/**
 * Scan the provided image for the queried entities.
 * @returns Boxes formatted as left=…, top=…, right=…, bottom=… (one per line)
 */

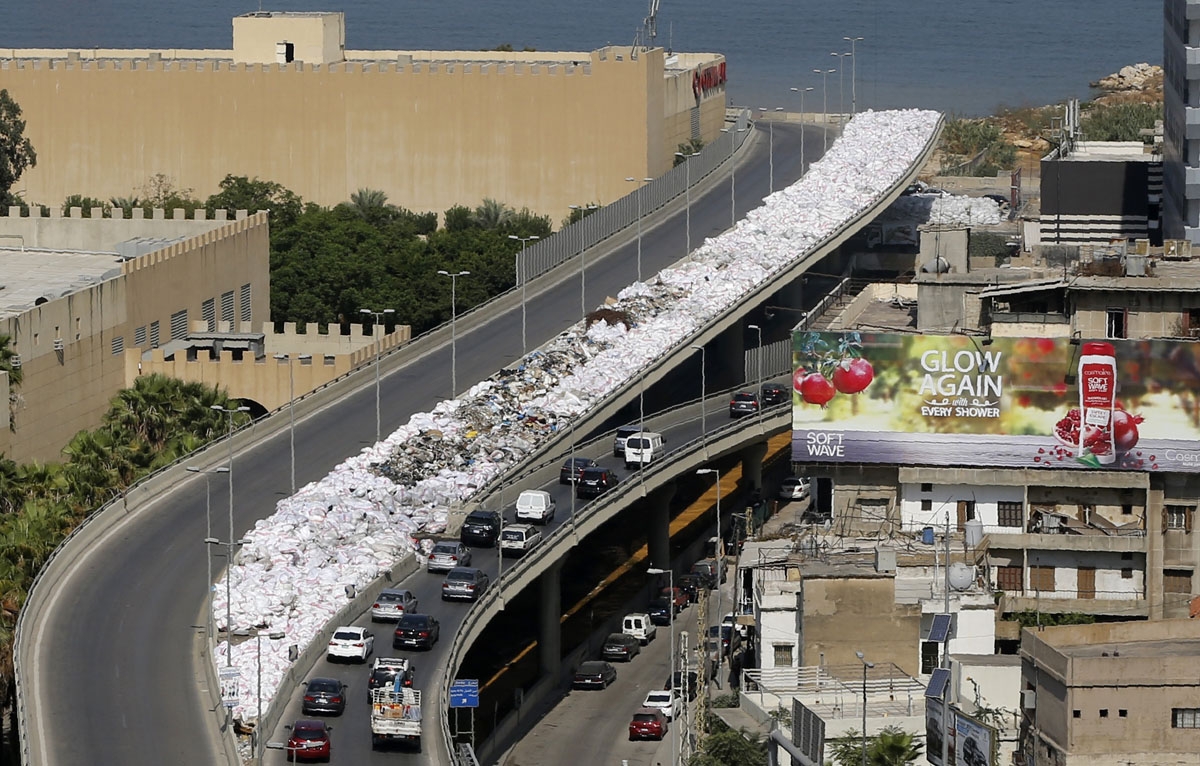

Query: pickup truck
left=370, top=681, right=422, bottom=750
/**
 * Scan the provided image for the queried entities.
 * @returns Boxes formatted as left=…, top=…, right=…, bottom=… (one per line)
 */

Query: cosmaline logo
left=805, top=431, right=846, bottom=457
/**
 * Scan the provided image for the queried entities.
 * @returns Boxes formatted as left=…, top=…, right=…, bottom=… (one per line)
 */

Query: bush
left=1081, top=101, right=1162, bottom=141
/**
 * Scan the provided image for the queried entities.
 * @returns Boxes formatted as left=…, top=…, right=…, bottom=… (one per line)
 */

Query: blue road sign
left=450, top=679, right=479, bottom=708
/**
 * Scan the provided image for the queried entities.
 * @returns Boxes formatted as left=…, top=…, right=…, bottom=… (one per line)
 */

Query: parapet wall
left=264, top=322, right=412, bottom=356
left=0, top=206, right=256, bottom=253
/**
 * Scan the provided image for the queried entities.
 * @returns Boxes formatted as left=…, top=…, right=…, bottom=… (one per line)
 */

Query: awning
left=977, top=279, right=1066, bottom=299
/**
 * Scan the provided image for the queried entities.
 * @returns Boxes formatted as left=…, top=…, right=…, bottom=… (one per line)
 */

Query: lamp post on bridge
left=273, top=352, right=311, bottom=495
left=844, top=36, right=864, bottom=115
left=568, top=204, right=599, bottom=321
left=435, top=271, right=470, bottom=398
left=815, top=68, right=836, bottom=152
left=674, top=150, right=699, bottom=258
left=790, top=86, right=815, bottom=176
left=358, top=307, right=395, bottom=443
left=507, top=234, right=539, bottom=356
left=187, top=464, right=229, bottom=645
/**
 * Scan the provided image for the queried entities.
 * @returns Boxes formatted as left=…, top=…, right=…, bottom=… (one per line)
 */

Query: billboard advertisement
left=926, top=698, right=996, bottom=766
left=792, top=331, right=1200, bottom=473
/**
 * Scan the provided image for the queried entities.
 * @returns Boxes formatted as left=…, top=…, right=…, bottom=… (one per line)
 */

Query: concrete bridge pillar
left=647, top=482, right=676, bottom=570
left=741, top=440, right=769, bottom=493
left=710, top=323, right=747, bottom=391
left=538, top=559, right=563, bottom=678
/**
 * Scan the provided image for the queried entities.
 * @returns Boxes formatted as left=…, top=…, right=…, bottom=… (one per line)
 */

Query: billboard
left=926, top=698, right=996, bottom=766
left=792, top=331, right=1200, bottom=473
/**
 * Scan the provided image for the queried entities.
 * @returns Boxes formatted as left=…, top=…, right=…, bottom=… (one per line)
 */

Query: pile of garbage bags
left=215, top=108, right=941, bottom=723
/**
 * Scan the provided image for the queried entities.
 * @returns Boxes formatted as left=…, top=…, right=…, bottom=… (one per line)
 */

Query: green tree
left=205, top=175, right=302, bottom=229
left=61, top=195, right=112, bottom=217
left=1081, top=101, right=1162, bottom=142
left=689, top=729, right=766, bottom=766
left=472, top=198, right=515, bottom=230
left=109, top=196, right=142, bottom=217
left=139, top=173, right=203, bottom=215
left=443, top=204, right=475, bottom=232
left=675, top=137, right=704, bottom=165
left=0, top=90, right=37, bottom=208
left=350, top=188, right=390, bottom=216
left=829, top=727, right=923, bottom=766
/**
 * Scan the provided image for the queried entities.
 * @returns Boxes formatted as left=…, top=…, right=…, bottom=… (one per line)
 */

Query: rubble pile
left=215, top=108, right=942, bottom=723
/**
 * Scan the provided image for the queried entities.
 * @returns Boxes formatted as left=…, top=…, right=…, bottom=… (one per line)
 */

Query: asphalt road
left=28, top=119, right=822, bottom=766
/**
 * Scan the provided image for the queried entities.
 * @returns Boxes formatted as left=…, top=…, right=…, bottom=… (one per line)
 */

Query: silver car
left=370, top=588, right=417, bottom=622
left=427, top=541, right=472, bottom=573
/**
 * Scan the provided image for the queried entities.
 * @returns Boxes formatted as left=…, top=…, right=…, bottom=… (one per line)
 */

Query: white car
left=778, top=477, right=811, bottom=501
left=327, top=626, right=375, bottom=662
left=642, top=689, right=682, bottom=720
left=427, top=541, right=472, bottom=573
left=499, top=523, right=542, bottom=557
left=514, top=489, right=556, bottom=525
left=722, top=612, right=750, bottom=638
left=370, top=588, right=418, bottom=622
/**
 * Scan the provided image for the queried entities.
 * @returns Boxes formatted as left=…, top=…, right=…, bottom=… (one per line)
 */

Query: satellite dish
left=920, top=256, right=950, bottom=274
left=948, top=562, right=974, bottom=591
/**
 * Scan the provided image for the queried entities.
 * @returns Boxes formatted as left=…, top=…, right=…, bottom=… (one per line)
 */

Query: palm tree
left=350, top=188, right=389, bottom=217
left=872, top=727, right=923, bottom=765
left=472, top=198, right=514, bottom=230
left=0, top=457, right=21, bottom=514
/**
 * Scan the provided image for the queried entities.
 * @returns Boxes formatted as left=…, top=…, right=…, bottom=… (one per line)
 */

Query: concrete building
left=1162, top=0, right=1200, bottom=243
left=0, top=11, right=727, bottom=220
left=1041, top=141, right=1162, bottom=247
left=1020, top=619, right=1200, bottom=766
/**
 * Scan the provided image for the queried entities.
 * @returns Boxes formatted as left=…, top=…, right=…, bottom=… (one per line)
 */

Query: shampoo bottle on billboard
left=1078, top=341, right=1117, bottom=464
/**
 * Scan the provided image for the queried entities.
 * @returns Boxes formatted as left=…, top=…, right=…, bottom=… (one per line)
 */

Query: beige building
left=1020, top=619, right=1200, bottom=766
left=0, top=11, right=727, bottom=220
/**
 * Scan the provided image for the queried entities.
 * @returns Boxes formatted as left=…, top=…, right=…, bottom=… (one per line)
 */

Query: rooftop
left=0, top=247, right=128, bottom=319
left=1065, top=638, right=1200, bottom=659
left=1060, top=140, right=1157, bottom=163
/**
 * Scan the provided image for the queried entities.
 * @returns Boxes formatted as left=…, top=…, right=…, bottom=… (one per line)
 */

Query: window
left=921, top=483, right=933, bottom=492
left=134, top=325, right=146, bottom=346
left=1122, top=568, right=1133, bottom=579
left=1119, top=709, right=1127, bottom=718
left=1121, top=552, right=1133, bottom=560
left=1122, top=503, right=1134, bottom=516
left=1164, top=569, right=1193, bottom=594
left=1100, top=709, right=1109, bottom=718
left=998, top=501, right=1024, bottom=528
left=1073, top=710, right=1081, bottom=719
left=240, top=283, right=252, bottom=323
left=997, top=566, right=1023, bottom=593
left=1030, top=565, right=1055, bottom=592
left=150, top=321, right=160, bottom=348
left=1173, top=708, right=1200, bottom=728
left=1106, top=309, right=1127, bottom=339
left=920, top=640, right=940, bottom=674
left=201, top=298, right=216, bottom=332
left=1166, top=505, right=1194, bottom=531
left=773, top=644, right=793, bottom=667
left=111, top=336, right=124, bottom=356
left=221, top=290, right=235, bottom=324
left=921, top=499, right=932, bottom=512
left=169, top=309, right=188, bottom=341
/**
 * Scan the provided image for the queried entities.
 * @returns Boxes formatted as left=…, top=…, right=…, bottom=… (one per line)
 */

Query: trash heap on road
left=215, top=108, right=942, bottom=724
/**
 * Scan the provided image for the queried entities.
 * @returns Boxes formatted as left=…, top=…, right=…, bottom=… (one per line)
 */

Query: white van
left=622, top=613, right=657, bottom=645
left=623, top=431, right=664, bottom=469
left=514, top=489, right=556, bottom=524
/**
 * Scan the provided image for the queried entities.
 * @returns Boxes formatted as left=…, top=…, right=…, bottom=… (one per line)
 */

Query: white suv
left=499, top=523, right=542, bottom=557
left=515, top=489, right=556, bottom=525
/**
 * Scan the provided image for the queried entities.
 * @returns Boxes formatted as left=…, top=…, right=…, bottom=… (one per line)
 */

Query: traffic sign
left=219, top=666, right=241, bottom=709
left=449, top=679, right=479, bottom=708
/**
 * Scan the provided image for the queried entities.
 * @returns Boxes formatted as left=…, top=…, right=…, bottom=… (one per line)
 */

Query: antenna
left=642, top=0, right=661, bottom=49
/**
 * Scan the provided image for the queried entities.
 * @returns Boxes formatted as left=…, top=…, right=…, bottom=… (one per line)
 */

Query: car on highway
left=602, top=632, right=641, bottom=662
left=499, top=523, right=542, bottom=557
left=393, top=613, right=440, bottom=650
left=576, top=466, right=620, bottom=498
left=559, top=456, right=598, bottom=484
left=612, top=424, right=642, bottom=457
left=778, top=476, right=811, bottom=501
left=572, top=660, right=617, bottom=690
left=441, top=567, right=490, bottom=602
left=326, top=626, right=374, bottom=663
left=642, top=689, right=682, bottom=720
left=286, top=719, right=332, bottom=762
left=460, top=509, right=502, bottom=547
left=301, top=677, right=347, bottom=716
left=665, top=670, right=699, bottom=701
left=646, top=598, right=673, bottom=626
left=515, top=489, right=556, bottom=524
left=426, top=541, right=472, bottom=573
left=628, top=708, right=668, bottom=741
left=370, top=588, right=418, bottom=622
left=728, top=391, right=760, bottom=418
left=760, top=381, right=790, bottom=406
left=367, top=658, right=414, bottom=701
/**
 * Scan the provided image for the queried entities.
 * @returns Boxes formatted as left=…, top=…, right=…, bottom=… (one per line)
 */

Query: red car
left=660, top=586, right=689, bottom=612
left=286, top=719, right=331, bottom=762
left=629, top=707, right=668, bottom=741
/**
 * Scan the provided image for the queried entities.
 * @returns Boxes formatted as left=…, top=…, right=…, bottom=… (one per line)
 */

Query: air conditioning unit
left=1022, top=689, right=1036, bottom=709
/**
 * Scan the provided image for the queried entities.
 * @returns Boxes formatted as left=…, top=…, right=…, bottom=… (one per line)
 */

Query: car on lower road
left=628, top=708, right=668, bottom=741
left=286, top=719, right=331, bottom=762
left=499, top=523, right=542, bottom=557
left=427, top=541, right=472, bottom=573
left=602, top=632, right=641, bottom=662
left=729, top=391, right=760, bottom=418
left=642, top=689, right=682, bottom=720
left=760, top=382, right=790, bottom=406
left=576, top=466, right=620, bottom=498
left=326, top=626, right=374, bottom=663
left=560, top=456, right=598, bottom=484
left=370, top=588, right=417, bottom=622
left=572, top=660, right=617, bottom=690
left=460, top=509, right=501, bottom=547
left=646, top=598, right=673, bottom=626
left=441, top=567, right=490, bottom=602
left=393, top=613, right=440, bottom=650
left=301, top=677, right=346, bottom=716
left=613, top=424, right=642, bottom=457
left=661, top=586, right=689, bottom=612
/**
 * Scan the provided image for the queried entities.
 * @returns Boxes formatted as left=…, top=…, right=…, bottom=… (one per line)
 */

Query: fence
left=744, top=338, right=793, bottom=385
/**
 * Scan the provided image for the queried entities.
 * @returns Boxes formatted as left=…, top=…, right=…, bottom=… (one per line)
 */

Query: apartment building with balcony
left=1163, top=0, right=1200, bottom=243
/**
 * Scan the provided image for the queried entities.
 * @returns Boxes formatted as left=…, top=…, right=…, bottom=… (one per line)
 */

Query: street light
left=211, top=403, right=250, bottom=665
left=358, top=307, right=395, bottom=443
left=232, top=627, right=286, bottom=766
left=273, top=353, right=311, bottom=495
left=647, top=565, right=677, bottom=766
left=855, top=650, right=875, bottom=766
left=187, top=465, right=229, bottom=644
left=569, top=204, right=599, bottom=320
left=720, top=126, right=750, bottom=228
left=814, top=68, right=836, bottom=152
left=674, top=150, right=699, bottom=258
left=695, top=467, right=723, bottom=688
left=507, top=234, right=539, bottom=356
left=790, top=86, right=815, bottom=175
left=844, top=37, right=864, bottom=114
left=436, top=271, right=470, bottom=398
left=690, top=344, right=706, bottom=454
left=625, top=176, right=654, bottom=283
left=747, top=324, right=763, bottom=428
left=832, top=52, right=851, bottom=129
left=757, top=107, right=784, bottom=194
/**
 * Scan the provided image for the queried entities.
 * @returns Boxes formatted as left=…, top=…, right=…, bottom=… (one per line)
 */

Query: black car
left=728, top=391, right=760, bottom=418
left=646, top=597, right=673, bottom=626
left=441, top=566, right=490, bottom=601
left=559, top=456, right=598, bottom=485
left=707, top=624, right=740, bottom=657
left=676, top=575, right=704, bottom=603
left=367, top=660, right=414, bottom=701
left=760, top=382, right=789, bottom=406
left=577, top=467, right=620, bottom=499
left=393, top=613, right=440, bottom=650
left=460, top=509, right=501, bottom=547
left=301, top=677, right=346, bottom=716
left=601, top=632, right=641, bottom=662
left=665, top=670, right=699, bottom=701
left=573, top=660, right=618, bottom=690
left=612, top=424, right=642, bottom=457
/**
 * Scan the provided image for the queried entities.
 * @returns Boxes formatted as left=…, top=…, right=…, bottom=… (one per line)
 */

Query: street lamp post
left=187, top=465, right=229, bottom=645
left=625, top=177, right=653, bottom=282
left=757, top=107, right=784, bottom=194
left=720, top=126, right=749, bottom=228
left=358, top=308, right=395, bottom=443
left=855, top=651, right=875, bottom=766
left=844, top=37, right=864, bottom=114
left=507, top=235, right=539, bottom=356
left=568, top=204, right=599, bottom=320
left=436, top=271, right=470, bottom=398
left=273, top=353, right=311, bottom=495
left=815, top=68, right=836, bottom=152
left=647, top=566, right=677, bottom=766
left=832, top=52, right=851, bottom=128
left=674, top=151, right=698, bottom=258
left=690, top=344, right=706, bottom=453
left=790, top=86, right=814, bottom=174
left=233, top=627, right=286, bottom=766
left=211, top=403, right=250, bottom=665
left=747, top=324, right=763, bottom=428
left=695, top=467, right=723, bottom=689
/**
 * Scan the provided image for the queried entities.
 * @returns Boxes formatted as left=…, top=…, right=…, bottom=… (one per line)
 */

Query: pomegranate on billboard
left=790, top=331, right=1200, bottom=473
